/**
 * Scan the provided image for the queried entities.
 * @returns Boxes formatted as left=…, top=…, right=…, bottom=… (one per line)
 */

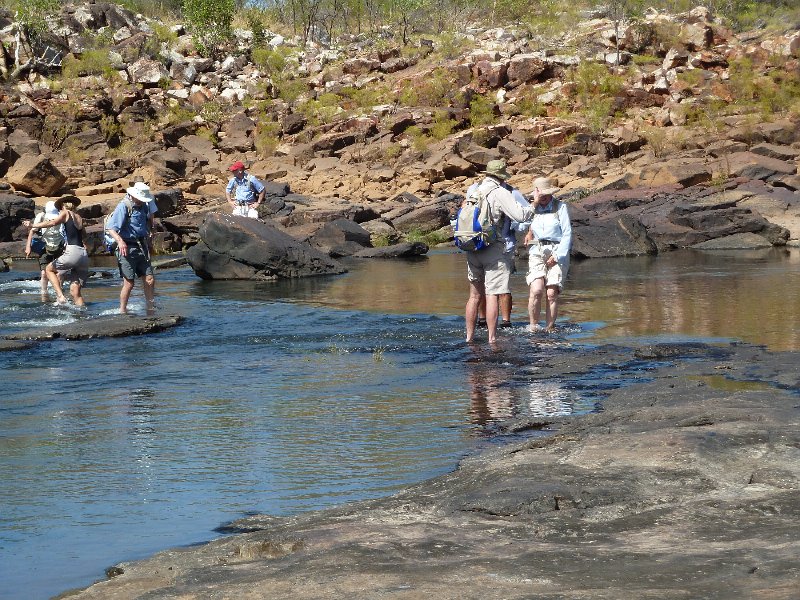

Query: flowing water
left=1, top=246, right=799, bottom=599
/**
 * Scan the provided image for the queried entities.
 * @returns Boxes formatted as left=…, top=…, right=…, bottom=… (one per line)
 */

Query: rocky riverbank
left=61, top=341, right=800, bottom=599
left=1, top=3, right=798, bottom=275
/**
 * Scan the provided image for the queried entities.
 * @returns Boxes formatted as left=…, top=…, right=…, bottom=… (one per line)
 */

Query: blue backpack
left=453, top=182, right=499, bottom=252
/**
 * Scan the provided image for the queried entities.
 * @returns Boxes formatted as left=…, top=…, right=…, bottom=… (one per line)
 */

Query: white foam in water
left=9, top=315, right=77, bottom=328
left=0, top=279, right=42, bottom=292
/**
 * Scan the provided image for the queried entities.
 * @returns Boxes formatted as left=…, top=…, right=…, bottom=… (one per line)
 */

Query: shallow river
left=1, top=246, right=798, bottom=599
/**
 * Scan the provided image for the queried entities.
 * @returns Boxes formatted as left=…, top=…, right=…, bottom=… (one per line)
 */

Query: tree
left=603, top=0, right=644, bottom=67
left=182, top=0, right=236, bottom=56
left=1, top=0, right=61, bottom=80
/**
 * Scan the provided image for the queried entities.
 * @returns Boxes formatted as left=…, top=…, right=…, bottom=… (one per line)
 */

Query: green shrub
left=182, top=0, right=234, bottom=57
left=199, top=100, right=227, bottom=127
left=166, top=103, right=197, bottom=124
left=252, top=46, right=286, bottom=76
left=372, top=234, right=392, bottom=247
left=631, top=54, right=661, bottom=66
left=640, top=126, right=668, bottom=158
left=254, top=120, right=281, bottom=157
left=61, top=49, right=118, bottom=79
left=433, top=31, right=470, bottom=60
left=582, top=97, right=614, bottom=134
left=404, top=226, right=450, bottom=246
left=99, top=115, right=122, bottom=143
left=516, top=95, right=546, bottom=118
left=297, top=94, right=341, bottom=126
left=383, top=143, right=402, bottom=161
left=277, top=79, right=308, bottom=104
left=469, top=94, right=496, bottom=128
left=409, top=68, right=460, bottom=108
left=571, top=61, right=624, bottom=100
left=405, top=125, right=430, bottom=154
left=429, top=113, right=457, bottom=141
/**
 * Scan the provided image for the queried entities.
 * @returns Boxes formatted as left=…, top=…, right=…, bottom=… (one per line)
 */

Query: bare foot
left=529, top=323, right=542, bottom=333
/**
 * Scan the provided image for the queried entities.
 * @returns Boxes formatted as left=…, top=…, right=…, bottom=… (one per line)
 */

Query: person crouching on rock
left=226, top=160, right=265, bottom=218
left=106, top=182, right=157, bottom=314
left=29, top=196, right=89, bottom=307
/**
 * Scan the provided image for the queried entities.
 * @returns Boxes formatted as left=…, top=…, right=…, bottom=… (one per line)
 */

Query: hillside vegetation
left=0, top=0, right=798, bottom=253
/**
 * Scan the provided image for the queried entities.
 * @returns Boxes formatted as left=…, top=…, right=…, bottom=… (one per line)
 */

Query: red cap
left=229, top=161, right=245, bottom=172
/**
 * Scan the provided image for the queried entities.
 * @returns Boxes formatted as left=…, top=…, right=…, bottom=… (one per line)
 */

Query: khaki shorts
left=54, top=245, right=89, bottom=286
left=467, top=243, right=513, bottom=295
left=526, top=243, right=569, bottom=290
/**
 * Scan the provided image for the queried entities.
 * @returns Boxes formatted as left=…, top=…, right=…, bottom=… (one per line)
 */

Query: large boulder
left=186, top=212, right=346, bottom=280
left=570, top=206, right=658, bottom=258
left=5, top=155, right=67, bottom=196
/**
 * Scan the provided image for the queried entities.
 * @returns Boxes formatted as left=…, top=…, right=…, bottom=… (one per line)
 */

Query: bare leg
left=465, top=281, right=484, bottom=342
left=477, top=295, right=486, bottom=323
left=545, top=286, right=560, bottom=331
left=45, top=264, right=66, bottom=303
left=120, top=278, right=135, bottom=314
left=486, top=294, right=500, bottom=344
left=499, top=293, right=512, bottom=323
left=527, top=278, right=545, bottom=331
left=40, top=269, right=47, bottom=296
left=143, top=274, right=156, bottom=313
left=69, top=282, right=85, bottom=307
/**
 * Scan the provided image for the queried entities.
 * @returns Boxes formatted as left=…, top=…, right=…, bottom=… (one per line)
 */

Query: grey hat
left=481, top=159, right=511, bottom=180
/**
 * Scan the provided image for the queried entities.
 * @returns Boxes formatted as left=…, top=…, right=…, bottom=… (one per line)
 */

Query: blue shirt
left=107, top=198, right=150, bottom=241
left=226, top=173, right=265, bottom=205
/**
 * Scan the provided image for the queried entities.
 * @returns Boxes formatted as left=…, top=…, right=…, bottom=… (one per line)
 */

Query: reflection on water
left=565, top=248, right=800, bottom=351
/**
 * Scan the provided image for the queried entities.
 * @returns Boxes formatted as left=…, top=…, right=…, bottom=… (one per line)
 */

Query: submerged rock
left=3, top=314, right=184, bottom=341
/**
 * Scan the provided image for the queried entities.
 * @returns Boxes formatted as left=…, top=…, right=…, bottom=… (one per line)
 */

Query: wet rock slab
left=5, top=314, right=184, bottom=342
left=61, top=343, right=800, bottom=599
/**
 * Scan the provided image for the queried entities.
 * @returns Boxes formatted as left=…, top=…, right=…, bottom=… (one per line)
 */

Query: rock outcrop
left=186, top=212, right=346, bottom=279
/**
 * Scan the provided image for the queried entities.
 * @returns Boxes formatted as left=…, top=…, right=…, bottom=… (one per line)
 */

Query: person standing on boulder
left=522, top=176, right=572, bottom=332
left=226, top=161, right=265, bottom=219
left=106, top=182, right=157, bottom=314
left=464, top=160, right=532, bottom=344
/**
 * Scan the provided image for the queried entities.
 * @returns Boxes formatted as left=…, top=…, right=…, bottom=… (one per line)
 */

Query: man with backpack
left=106, top=182, right=157, bottom=314
left=458, top=159, right=533, bottom=344
left=226, top=161, right=265, bottom=218
left=472, top=181, right=530, bottom=329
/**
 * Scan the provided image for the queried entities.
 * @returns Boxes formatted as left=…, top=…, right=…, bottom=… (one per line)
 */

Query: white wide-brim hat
left=127, top=181, right=155, bottom=203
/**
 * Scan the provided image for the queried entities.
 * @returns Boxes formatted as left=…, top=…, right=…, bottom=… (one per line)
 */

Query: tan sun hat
left=481, top=159, right=511, bottom=180
left=532, top=176, right=559, bottom=196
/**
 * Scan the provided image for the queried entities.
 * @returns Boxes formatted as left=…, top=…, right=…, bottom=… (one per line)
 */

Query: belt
left=538, top=239, right=559, bottom=245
